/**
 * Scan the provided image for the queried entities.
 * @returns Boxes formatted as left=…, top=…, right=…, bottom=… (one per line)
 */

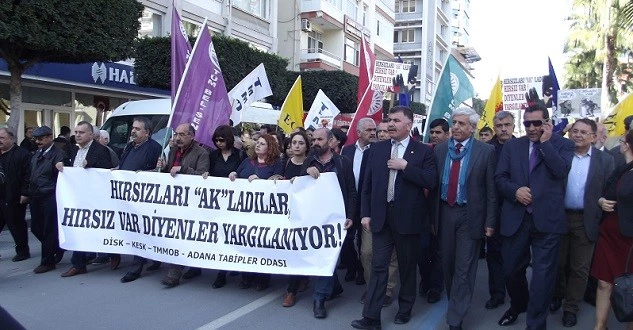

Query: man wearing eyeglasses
left=549, top=119, right=614, bottom=327
left=157, top=123, right=210, bottom=288
left=495, top=103, right=575, bottom=329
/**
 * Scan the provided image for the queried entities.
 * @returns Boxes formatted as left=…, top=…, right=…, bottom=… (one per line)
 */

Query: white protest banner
left=502, top=76, right=544, bottom=111
left=371, top=60, right=411, bottom=92
left=557, top=88, right=601, bottom=118
left=228, top=63, right=273, bottom=126
left=56, top=168, right=346, bottom=276
left=304, top=89, right=341, bottom=129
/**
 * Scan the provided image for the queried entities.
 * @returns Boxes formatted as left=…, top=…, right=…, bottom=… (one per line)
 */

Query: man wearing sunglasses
left=495, top=103, right=575, bottom=329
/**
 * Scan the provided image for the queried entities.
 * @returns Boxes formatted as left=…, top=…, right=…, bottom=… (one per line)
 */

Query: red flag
left=345, top=36, right=383, bottom=146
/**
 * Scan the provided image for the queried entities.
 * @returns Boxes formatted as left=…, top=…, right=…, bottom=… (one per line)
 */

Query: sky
left=469, top=0, right=572, bottom=96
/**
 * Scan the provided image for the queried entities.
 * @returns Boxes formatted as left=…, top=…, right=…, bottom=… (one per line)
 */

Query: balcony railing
left=301, top=48, right=342, bottom=69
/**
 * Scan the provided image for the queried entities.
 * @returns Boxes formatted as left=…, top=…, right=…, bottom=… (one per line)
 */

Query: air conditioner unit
left=301, top=18, right=312, bottom=32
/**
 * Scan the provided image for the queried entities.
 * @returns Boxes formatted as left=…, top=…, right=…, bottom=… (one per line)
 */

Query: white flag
left=228, top=63, right=273, bottom=126
left=304, top=90, right=341, bottom=130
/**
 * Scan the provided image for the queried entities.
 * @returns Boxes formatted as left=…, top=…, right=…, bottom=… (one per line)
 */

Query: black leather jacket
left=29, top=145, right=67, bottom=198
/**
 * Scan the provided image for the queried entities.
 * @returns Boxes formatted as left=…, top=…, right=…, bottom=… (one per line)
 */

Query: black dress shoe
left=212, top=274, right=227, bottom=289
left=182, top=267, right=201, bottom=279
left=121, top=272, right=141, bottom=283
left=345, top=269, right=356, bottom=282
left=549, top=297, right=562, bottom=313
left=313, top=300, right=327, bottom=319
left=498, top=309, right=519, bottom=326
left=356, top=273, right=366, bottom=285
left=393, top=312, right=411, bottom=324
left=562, top=311, right=577, bottom=327
left=485, top=297, right=505, bottom=309
left=427, top=291, right=441, bottom=303
left=12, top=253, right=30, bottom=262
left=351, top=317, right=382, bottom=330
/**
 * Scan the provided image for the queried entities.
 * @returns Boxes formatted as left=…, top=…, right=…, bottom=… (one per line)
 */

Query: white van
left=101, top=98, right=280, bottom=153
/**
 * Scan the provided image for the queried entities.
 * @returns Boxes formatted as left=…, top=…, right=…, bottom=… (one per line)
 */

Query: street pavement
left=0, top=220, right=622, bottom=330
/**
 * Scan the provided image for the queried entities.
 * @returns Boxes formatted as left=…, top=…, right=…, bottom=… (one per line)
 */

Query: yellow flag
left=605, top=93, right=633, bottom=137
left=278, top=75, right=304, bottom=134
left=478, top=76, right=503, bottom=131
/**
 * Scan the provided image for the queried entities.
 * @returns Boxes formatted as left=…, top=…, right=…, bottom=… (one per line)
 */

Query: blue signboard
left=0, top=60, right=169, bottom=96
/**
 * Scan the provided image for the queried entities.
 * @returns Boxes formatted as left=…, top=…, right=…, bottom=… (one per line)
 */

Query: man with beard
left=0, top=128, right=31, bottom=262
left=304, top=128, right=355, bottom=319
left=159, top=123, right=210, bottom=288
left=29, top=126, right=68, bottom=273
left=117, top=117, right=163, bottom=283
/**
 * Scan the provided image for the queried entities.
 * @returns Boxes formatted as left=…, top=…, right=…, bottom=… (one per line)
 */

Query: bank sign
left=0, top=60, right=168, bottom=96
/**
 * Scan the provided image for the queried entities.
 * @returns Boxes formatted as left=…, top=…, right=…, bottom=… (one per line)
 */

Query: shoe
left=91, top=256, right=109, bottom=265
left=110, top=255, right=121, bottom=270
left=55, top=250, right=65, bottom=264
left=255, top=283, right=269, bottom=291
left=327, top=285, right=343, bottom=301
left=562, top=311, right=577, bottom=327
left=313, top=300, right=327, bottom=319
left=146, top=261, right=161, bottom=271
left=61, top=267, right=87, bottom=277
left=394, top=312, right=411, bottom=324
left=360, top=292, right=366, bottom=304
left=212, top=274, right=227, bottom=289
left=427, top=291, right=441, bottom=303
left=485, top=297, right=505, bottom=309
left=161, top=276, right=180, bottom=288
left=12, top=253, right=30, bottom=262
left=239, top=279, right=253, bottom=289
left=549, top=297, right=562, bottom=313
left=183, top=267, right=201, bottom=279
left=382, top=295, right=393, bottom=307
left=351, top=317, right=382, bottom=330
left=282, top=293, right=296, bottom=307
left=345, top=269, right=356, bottom=282
left=498, top=309, right=519, bottom=326
left=121, top=272, right=140, bottom=283
left=33, top=264, right=55, bottom=274
left=356, top=273, right=366, bottom=285
left=297, top=278, right=310, bottom=292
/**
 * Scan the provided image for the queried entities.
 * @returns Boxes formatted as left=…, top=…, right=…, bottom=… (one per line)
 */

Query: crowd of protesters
left=1, top=105, right=633, bottom=330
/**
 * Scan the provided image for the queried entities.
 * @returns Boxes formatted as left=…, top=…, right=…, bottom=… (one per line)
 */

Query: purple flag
left=170, top=27, right=231, bottom=148
left=171, top=4, right=192, bottom=100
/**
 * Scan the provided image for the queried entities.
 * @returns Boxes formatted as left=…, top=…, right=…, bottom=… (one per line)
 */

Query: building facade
left=277, top=0, right=395, bottom=76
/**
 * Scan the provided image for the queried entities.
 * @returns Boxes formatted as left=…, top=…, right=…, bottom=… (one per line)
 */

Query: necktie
left=446, top=143, right=462, bottom=206
left=527, top=143, right=539, bottom=213
left=387, top=141, right=399, bottom=202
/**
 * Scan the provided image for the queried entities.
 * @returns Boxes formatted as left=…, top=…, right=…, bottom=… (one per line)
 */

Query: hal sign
left=91, top=62, right=136, bottom=85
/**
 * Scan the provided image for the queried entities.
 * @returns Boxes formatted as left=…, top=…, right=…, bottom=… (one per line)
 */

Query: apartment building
left=277, top=0, right=395, bottom=76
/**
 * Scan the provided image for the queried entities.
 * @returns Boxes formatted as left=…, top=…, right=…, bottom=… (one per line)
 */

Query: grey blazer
left=432, top=138, right=497, bottom=239
left=566, top=147, right=614, bottom=241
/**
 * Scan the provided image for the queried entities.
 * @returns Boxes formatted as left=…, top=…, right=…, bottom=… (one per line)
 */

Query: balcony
left=301, top=0, right=344, bottom=29
left=300, top=48, right=342, bottom=70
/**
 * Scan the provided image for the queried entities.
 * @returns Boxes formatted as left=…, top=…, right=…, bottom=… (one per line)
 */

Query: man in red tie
left=432, top=107, right=497, bottom=330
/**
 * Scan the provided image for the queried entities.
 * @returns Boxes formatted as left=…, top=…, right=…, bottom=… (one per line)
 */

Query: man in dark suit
left=550, top=119, right=614, bottom=327
left=433, top=107, right=497, bottom=330
left=340, top=117, right=376, bottom=285
left=495, top=103, right=575, bottom=329
left=56, top=121, right=113, bottom=277
left=352, top=106, right=437, bottom=329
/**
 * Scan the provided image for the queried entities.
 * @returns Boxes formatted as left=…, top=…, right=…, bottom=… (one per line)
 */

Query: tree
left=0, top=0, right=143, bottom=134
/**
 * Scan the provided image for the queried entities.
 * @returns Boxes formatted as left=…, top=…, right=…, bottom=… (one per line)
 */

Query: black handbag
left=611, top=244, right=633, bottom=322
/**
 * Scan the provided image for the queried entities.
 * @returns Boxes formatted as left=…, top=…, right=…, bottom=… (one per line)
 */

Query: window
left=377, top=20, right=380, bottom=36
left=138, top=8, right=162, bottom=38
left=233, top=0, right=268, bottom=19
left=346, top=0, right=357, bottom=20
left=344, top=38, right=359, bottom=66
left=182, top=20, right=201, bottom=38
left=395, top=1, right=400, bottom=13
left=307, top=31, right=323, bottom=52
left=363, top=4, right=368, bottom=26
left=401, top=29, right=415, bottom=43
left=402, top=0, right=415, bottom=13
left=394, top=31, right=399, bottom=43
left=324, top=0, right=342, bottom=10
